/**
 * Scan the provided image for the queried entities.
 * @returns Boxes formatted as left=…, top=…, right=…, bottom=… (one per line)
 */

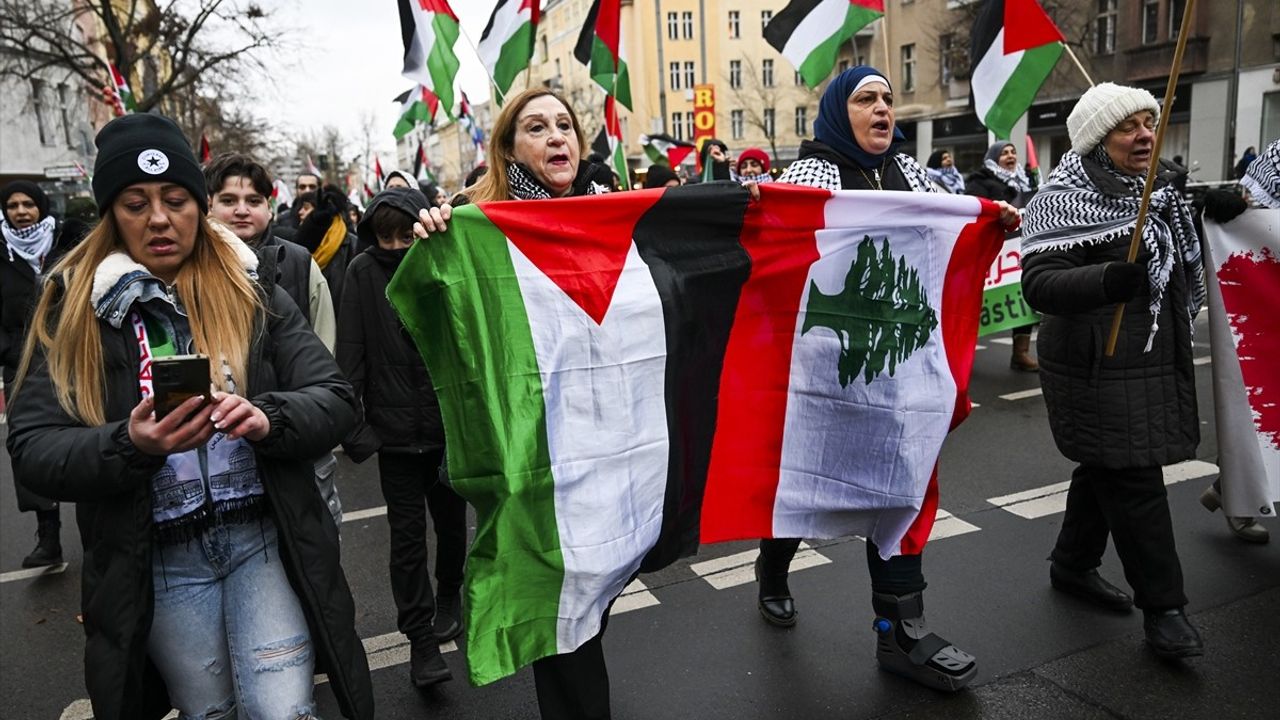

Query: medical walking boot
left=872, top=591, right=976, bottom=692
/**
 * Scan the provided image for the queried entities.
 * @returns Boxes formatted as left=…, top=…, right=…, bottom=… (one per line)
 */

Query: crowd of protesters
left=3, top=65, right=1279, bottom=719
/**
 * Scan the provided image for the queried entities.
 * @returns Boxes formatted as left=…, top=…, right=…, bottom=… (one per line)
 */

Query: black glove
left=1201, top=188, right=1248, bottom=224
left=1103, top=261, right=1147, bottom=303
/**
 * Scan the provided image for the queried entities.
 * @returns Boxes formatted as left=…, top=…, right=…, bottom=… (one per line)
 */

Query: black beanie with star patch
left=92, top=113, right=208, bottom=216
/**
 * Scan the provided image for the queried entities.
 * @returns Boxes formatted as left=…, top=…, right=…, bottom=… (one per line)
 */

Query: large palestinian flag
left=970, top=0, right=1064, bottom=139
left=387, top=184, right=1003, bottom=685
left=765, top=1, right=885, bottom=89
left=574, top=0, right=632, bottom=110
left=478, top=0, right=540, bottom=104
left=1202, top=209, right=1280, bottom=518
left=399, top=0, right=460, bottom=120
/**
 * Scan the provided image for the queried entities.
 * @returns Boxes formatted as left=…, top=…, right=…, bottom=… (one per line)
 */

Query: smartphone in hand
left=151, top=354, right=212, bottom=420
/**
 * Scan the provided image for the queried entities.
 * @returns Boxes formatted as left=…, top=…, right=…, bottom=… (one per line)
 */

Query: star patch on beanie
left=1066, top=83, right=1159, bottom=155
left=92, top=113, right=207, bottom=216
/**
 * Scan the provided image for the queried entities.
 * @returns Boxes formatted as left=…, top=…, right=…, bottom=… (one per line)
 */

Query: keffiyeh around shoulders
left=1023, top=147, right=1205, bottom=350
left=1240, top=138, right=1280, bottom=209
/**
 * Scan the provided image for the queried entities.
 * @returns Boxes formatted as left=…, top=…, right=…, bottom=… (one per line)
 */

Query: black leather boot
left=433, top=593, right=463, bottom=643
left=21, top=509, right=62, bottom=569
left=409, top=636, right=453, bottom=687
left=754, top=553, right=796, bottom=627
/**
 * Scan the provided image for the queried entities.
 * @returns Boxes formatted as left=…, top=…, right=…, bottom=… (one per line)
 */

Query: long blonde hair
left=463, top=88, right=588, bottom=203
left=12, top=214, right=262, bottom=426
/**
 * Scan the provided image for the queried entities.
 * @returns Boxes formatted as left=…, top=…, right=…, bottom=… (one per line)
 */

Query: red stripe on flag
left=700, top=184, right=831, bottom=541
left=898, top=198, right=1002, bottom=555
left=595, top=0, right=621, bottom=60
left=417, top=0, right=458, bottom=21
left=1003, top=0, right=1064, bottom=54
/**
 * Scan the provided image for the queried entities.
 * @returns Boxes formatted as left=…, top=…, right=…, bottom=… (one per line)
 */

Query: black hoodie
left=337, top=187, right=442, bottom=460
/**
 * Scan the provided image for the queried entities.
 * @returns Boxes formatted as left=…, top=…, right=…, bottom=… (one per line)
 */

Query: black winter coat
left=337, top=246, right=443, bottom=462
left=1, top=219, right=80, bottom=383
left=5, top=276, right=374, bottom=719
left=256, top=227, right=315, bottom=325
left=1022, top=216, right=1199, bottom=470
left=965, top=167, right=1038, bottom=209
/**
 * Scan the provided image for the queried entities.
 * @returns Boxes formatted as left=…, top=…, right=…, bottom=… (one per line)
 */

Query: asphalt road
left=3, top=316, right=1278, bottom=720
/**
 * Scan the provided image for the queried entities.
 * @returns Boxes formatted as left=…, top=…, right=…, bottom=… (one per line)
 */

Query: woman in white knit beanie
left=1019, top=82, right=1207, bottom=660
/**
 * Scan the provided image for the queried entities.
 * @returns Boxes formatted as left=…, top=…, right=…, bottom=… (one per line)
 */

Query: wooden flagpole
left=880, top=6, right=891, bottom=82
left=1104, top=0, right=1197, bottom=356
left=1063, top=44, right=1095, bottom=87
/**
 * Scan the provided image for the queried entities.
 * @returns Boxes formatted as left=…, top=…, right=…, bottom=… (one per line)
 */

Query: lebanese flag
left=1202, top=209, right=1280, bottom=517
left=108, top=62, right=137, bottom=113
left=641, top=133, right=696, bottom=167
left=574, top=0, right=632, bottom=110
left=478, top=0, right=540, bottom=103
left=387, top=183, right=1003, bottom=684
left=393, top=85, right=441, bottom=139
left=970, top=0, right=1064, bottom=139
left=765, top=1, right=885, bottom=88
left=399, top=0, right=460, bottom=121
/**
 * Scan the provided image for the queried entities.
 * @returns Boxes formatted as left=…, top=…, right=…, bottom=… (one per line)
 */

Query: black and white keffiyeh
left=2, top=215, right=56, bottom=274
left=506, top=162, right=609, bottom=200
left=779, top=153, right=935, bottom=194
left=1023, top=147, right=1206, bottom=350
left=984, top=159, right=1034, bottom=193
left=927, top=166, right=966, bottom=194
left=1240, top=138, right=1280, bottom=209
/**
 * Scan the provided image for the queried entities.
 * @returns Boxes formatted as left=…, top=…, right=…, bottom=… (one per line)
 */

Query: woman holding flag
left=754, top=65, right=1019, bottom=693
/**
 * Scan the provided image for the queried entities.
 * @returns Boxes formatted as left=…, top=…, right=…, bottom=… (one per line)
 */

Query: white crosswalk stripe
left=0, top=563, right=68, bottom=585
left=999, top=387, right=1043, bottom=401
left=987, top=460, right=1219, bottom=519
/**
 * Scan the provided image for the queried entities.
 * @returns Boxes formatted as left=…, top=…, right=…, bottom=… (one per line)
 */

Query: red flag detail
left=417, top=0, right=458, bottom=21
left=1217, top=247, right=1280, bottom=446
left=1003, top=0, right=1065, bottom=54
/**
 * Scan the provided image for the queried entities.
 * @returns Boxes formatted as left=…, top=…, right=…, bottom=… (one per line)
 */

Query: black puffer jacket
left=338, top=187, right=442, bottom=462
left=1022, top=204, right=1199, bottom=470
left=5, top=253, right=373, bottom=719
left=1, top=219, right=81, bottom=383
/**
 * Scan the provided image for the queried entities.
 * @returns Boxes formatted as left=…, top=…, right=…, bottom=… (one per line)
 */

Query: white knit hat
left=1066, top=83, right=1160, bottom=154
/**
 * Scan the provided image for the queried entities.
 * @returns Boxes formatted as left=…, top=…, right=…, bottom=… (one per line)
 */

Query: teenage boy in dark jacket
left=336, top=186, right=468, bottom=688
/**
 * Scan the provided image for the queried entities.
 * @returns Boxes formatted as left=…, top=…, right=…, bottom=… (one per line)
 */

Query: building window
left=58, top=83, right=73, bottom=145
left=670, top=62, right=681, bottom=90
left=685, top=112, right=695, bottom=140
left=940, top=34, right=955, bottom=85
left=729, top=60, right=742, bottom=89
left=762, top=59, right=774, bottom=88
left=682, top=11, right=694, bottom=40
left=731, top=109, right=744, bottom=140
left=795, top=70, right=804, bottom=86
left=728, top=10, right=740, bottom=39
left=1169, top=0, right=1186, bottom=39
left=31, top=79, right=51, bottom=145
left=794, top=106, right=808, bottom=136
left=761, top=10, right=773, bottom=34
left=684, top=61, right=696, bottom=89
left=540, top=36, right=548, bottom=62
left=667, top=12, right=679, bottom=40
left=1142, top=0, right=1160, bottom=45
left=839, top=59, right=851, bottom=73
left=901, top=44, right=916, bottom=92
left=763, top=108, right=776, bottom=139
left=672, top=112, right=685, bottom=140
left=1094, top=0, right=1117, bottom=55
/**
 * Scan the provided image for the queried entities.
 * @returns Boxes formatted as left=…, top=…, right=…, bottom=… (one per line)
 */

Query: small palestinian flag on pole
left=394, top=85, right=442, bottom=140
left=478, top=0, right=540, bottom=105
left=306, top=155, right=322, bottom=178
left=107, top=62, right=137, bottom=114
left=364, top=182, right=377, bottom=202
left=374, top=156, right=386, bottom=189
left=387, top=184, right=1004, bottom=685
left=765, top=1, right=885, bottom=89
left=399, top=0, right=460, bottom=121
left=970, top=0, right=1064, bottom=139
left=640, top=133, right=696, bottom=167
left=271, top=178, right=293, bottom=211
left=603, top=95, right=629, bottom=189
left=574, top=0, right=632, bottom=110
left=414, top=141, right=437, bottom=183
left=199, top=134, right=211, bottom=164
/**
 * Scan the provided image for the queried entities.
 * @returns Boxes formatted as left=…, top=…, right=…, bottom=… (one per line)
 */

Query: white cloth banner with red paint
left=1202, top=208, right=1280, bottom=518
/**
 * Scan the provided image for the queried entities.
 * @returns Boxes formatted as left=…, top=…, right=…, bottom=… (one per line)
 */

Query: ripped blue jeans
left=149, top=518, right=318, bottom=719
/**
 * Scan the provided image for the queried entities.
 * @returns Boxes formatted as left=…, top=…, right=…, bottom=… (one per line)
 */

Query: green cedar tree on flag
left=765, top=1, right=885, bottom=88
left=386, top=183, right=1004, bottom=684
left=574, top=0, right=632, bottom=110
left=394, top=85, right=442, bottom=140
left=478, top=0, right=540, bottom=104
left=108, top=62, right=136, bottom=113
left=969, top=0, right=1064, bottom=139
left=399, top=0, right=460, bottom=122
left=640, top=133, right=696, bottom=167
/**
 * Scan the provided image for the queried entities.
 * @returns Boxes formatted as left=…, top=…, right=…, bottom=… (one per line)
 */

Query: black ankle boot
left=433, top=593, right=463, bottom=643
left=409, top=636, right=452, bottom=687
left=872, top=591, right=977, bottom=692
left=754, top=555, right=796, bottom=627
left=22, top=510, right=62, bottom=569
